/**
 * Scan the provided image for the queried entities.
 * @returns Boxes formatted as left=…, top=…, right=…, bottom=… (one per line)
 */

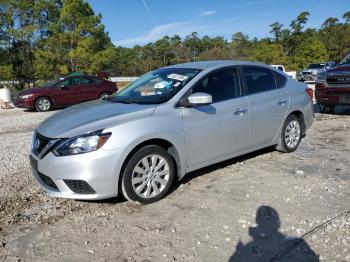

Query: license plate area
left=29, top=155, right=38, bottom=171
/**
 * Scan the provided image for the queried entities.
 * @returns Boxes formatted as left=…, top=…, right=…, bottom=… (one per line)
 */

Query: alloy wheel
left=37, top=98, right=51, bottom=111
left=284, top=120, right=301, bottom=149
left=131, top=154, right=170, bottom=199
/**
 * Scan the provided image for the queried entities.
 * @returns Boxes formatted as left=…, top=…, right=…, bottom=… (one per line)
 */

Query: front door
left=181, top=68, right=250, bottom=168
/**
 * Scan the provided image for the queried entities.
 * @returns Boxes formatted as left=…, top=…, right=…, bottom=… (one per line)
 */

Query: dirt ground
left=0, top=107, right=349, bottom=262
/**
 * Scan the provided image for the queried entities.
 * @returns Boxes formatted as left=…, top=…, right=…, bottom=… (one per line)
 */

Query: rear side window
left=80, top=77, right=98, bottom=85
left=243, top=67, right=276, bottom=95
left=192, top=68, right=240, bottom=103
left=274, top=71, right=287, bottom=88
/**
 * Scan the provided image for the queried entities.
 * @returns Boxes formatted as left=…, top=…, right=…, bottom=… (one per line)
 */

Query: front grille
left=33, top=132, right=51, bottom=156
left=326, top=75, right=350, bottom=86
left=302, top=72, right=311, bottom=75
left=38, top=172, right=59, bottom=191
left=64, top=180, right=96, bottom=194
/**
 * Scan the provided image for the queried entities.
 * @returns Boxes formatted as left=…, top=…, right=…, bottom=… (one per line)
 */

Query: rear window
left=243, top=67, right=276, bottom=95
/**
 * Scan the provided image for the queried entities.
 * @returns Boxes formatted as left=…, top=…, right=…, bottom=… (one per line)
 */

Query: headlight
left=316, top=73, right=327, bottom=83
left=312, top=70, right=318, bottom=75
left=53, top=131, right=111, bottom=156
left=21, top=94, right=34, bottom=99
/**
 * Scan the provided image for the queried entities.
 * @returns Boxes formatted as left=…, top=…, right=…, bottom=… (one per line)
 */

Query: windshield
left=339, top=53, right=350, bottom=65
left=108, top=68, right=201, bottom=104
left=306, top=63, right=325, bottom=69
left=40, top=79, right=61, bottom=88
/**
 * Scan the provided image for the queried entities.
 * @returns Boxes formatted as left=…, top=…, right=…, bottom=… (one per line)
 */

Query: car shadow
left=229, top=205, right=319, bottom=261
left=172, top=146, right=275, bottom=192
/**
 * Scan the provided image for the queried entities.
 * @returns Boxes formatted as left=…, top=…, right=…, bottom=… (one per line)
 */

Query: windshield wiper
left=108, top=98, right=140, bottom=104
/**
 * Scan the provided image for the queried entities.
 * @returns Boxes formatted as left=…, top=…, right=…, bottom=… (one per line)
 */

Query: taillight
left=305, top=88, right=313, bottom=100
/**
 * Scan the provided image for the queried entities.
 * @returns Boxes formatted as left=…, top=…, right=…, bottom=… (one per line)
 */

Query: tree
left=322, top=17, right=339, bottom=28
left=343, top=11, right=350, bottom=23
left=254, top=41, right=288, bottom=65
left=293, top=36, right=328, bottom=69
left=231, top=32, right=252, bottom=60
left=270, top=22, right=284, bottom=42
left=290, top=11, right=310, bottom=33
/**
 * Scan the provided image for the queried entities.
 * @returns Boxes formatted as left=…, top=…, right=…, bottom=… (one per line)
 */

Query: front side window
left=243, top=67, right=276, bottom=95
left=109, top=68, right=201, bottom=104
left=192, top=68, right=239, bottom=103
left=339, top=53, right=350, bottom=65
left=63, top=77, right=80, bottom=87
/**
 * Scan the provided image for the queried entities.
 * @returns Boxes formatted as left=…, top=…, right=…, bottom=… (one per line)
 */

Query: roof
left=164, top=60, right=266, bottom=70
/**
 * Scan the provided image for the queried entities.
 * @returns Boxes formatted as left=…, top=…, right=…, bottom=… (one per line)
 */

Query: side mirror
left=188, top=92, right=212, bottom=106
left=60, top=83, right=67, bottom=89
left=326, top=61, right=336, bottom=69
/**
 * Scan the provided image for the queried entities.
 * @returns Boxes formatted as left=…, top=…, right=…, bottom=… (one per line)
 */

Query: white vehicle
left=270, top=65, right=297, bottom=79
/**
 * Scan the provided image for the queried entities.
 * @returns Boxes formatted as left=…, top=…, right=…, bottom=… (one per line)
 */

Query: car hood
left=302, top=68, right=323, bottom=73
left=326, top=64, right=350, bottom=73
left=37, top=99, right=156, bottom=138
left=17, top=87, right=48, bottom=96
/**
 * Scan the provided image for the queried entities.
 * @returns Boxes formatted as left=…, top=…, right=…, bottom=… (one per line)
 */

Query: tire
left=35, top=97, right=52, bottom=112
left=99, top=92, right=110, bottom=99
left=276, top=114, right=302, bottom=153
left=121, top=145, right=175, bottom=204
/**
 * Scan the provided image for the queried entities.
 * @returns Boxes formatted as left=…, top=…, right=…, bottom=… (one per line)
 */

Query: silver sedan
left=30, top=61, right=314, bottom=204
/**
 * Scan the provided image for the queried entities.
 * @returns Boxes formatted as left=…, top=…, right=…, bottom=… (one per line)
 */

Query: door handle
left=234, top=108, right=248, bottom=116
left=278, top=99, right=288, bottom=106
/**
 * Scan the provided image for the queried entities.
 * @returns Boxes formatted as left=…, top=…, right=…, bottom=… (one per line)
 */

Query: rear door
left=241, top=66, right=289, bottom=147
left=79, top=76, right=100, bottom=101
left=181, top=67, right=250, bottom=167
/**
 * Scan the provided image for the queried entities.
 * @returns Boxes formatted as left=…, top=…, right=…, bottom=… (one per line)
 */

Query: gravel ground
left=0, top=107, right=349, bottom=262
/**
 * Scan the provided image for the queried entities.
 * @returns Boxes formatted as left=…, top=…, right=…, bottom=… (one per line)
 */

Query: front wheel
left=121, top=145, right=175, bottom=204
left=35, top=97, right=52, bottom=112
left=276, top=115, right=302, bottom=153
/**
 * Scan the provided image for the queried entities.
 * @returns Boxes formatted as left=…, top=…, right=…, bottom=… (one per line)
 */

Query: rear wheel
left=35, top=97, right=51, bottom=112
left=121, top=145, right=175, bottom=204
left=276, top=114, right=302, bottom=153
left=99, top=92, right=110, bottom=99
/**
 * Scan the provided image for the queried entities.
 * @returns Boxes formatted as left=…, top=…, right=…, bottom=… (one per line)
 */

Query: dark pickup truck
left=315, top=52, right=350, bottom=113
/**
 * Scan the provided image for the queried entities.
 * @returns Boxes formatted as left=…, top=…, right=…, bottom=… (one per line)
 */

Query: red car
left=14, top=75, right=117, bottom=112
left=315, top=52, right=350, bottom=113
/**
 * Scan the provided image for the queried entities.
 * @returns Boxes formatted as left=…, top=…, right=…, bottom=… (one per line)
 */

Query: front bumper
left=31, top=148, right=123, bottom=200
left=299, top=74, right=318, bottom=82
left=14, top=97, right=35, bottom=109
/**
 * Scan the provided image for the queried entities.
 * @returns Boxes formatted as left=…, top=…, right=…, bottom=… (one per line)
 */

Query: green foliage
left=254, top=41, right=288, bottom=65
left=293, top=37, right=329, bottom=70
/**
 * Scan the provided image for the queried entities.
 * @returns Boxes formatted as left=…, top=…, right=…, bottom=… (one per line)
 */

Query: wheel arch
left=118, top=138, right=183, bottom=190
left=287, top=110, right=306, bottom=137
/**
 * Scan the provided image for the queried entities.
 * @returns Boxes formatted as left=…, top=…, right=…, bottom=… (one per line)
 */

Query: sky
left=87, top=0, right=350, bottom=47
